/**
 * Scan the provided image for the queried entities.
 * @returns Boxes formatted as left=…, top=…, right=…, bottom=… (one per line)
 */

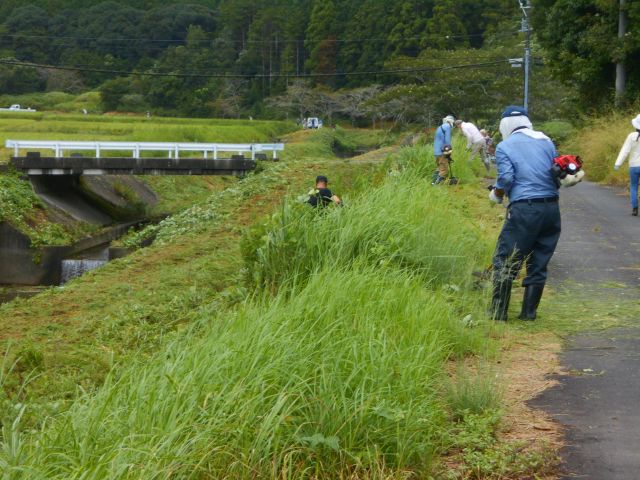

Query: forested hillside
left=0, top=0, right=638, bottom=121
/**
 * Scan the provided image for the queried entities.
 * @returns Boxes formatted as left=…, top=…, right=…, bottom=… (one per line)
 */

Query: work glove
left=614, top=165, right=621, bottom=171
left=559, top=170, right=585, bottom=187
left=488, top=187, right=504, bottom=204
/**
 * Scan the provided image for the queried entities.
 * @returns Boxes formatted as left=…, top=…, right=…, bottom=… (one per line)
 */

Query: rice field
left=0, top=112, right=295, bottom=162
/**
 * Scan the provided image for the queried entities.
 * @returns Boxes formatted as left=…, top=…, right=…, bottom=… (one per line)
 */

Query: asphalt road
left=530, top=181, right=640, bottom=480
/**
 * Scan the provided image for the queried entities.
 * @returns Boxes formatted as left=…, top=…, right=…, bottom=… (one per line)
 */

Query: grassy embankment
left=0, top=127, right=395, bottom=430
left=0, top=124, right=560, bottom=478
left=0, top=113, right=296, bottom=244
left=566, top=111, right=638, bottom=185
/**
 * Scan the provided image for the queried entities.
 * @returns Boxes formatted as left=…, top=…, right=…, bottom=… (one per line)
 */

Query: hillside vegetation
left=5, top=1, right=634, bottom=122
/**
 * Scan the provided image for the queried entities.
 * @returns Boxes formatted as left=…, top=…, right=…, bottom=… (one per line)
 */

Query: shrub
left=539, top=120, right=574, bottom=146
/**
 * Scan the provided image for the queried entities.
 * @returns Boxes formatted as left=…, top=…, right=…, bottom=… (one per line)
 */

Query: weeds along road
left=532, top=181, right=640, bottom=480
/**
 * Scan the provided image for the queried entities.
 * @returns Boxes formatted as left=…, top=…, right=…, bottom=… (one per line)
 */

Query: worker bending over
left=455, top=119, right=490, bottom=172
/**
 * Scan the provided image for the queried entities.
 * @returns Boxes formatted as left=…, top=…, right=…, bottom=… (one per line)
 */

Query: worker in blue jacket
left=488, top=106, right=560, bottom=321
left=433, top=115, right=455, bottom=184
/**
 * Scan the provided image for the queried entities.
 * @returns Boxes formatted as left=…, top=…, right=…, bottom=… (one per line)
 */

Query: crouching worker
left=307, top=175, right=342, bottom=207
left=489, top=106, right=561, bottom=321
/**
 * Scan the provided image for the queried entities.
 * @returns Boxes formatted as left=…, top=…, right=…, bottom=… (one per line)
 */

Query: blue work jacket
left=495, top=131, right=559, bottom=202
left=434, top=123, right=452, bottom=156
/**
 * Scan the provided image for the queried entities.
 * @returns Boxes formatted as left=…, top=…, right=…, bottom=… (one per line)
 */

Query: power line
left=0, top=58, right=512, bottom=79
left=12, top=51, right=518, bottom=73
left=0, top=30, right=521, bottom=45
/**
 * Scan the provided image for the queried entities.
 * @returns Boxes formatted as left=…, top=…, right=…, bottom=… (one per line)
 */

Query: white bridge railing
left=5, top=140, right=284, bottom=160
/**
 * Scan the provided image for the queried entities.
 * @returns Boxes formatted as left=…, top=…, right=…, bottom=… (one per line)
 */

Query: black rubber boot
left=518, top=284, right=545, bottom=321
left=633, top=207, right=638, bottom=217
left=490, top=279, right=512, bottom=321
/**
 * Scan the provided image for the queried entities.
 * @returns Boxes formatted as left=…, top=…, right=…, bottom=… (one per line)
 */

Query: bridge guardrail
left=5, top=140, right=284, bottom=160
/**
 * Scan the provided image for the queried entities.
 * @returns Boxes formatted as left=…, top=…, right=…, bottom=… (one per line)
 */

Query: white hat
left=632, top=114, right=640, bottom=130
left=443, top=115, right=455, bottom=126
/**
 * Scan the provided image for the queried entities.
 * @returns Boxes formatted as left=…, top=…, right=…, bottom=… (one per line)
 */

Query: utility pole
left=615, top=0, right=627, bottom=105
left=519, top=0, right=532, bottom=111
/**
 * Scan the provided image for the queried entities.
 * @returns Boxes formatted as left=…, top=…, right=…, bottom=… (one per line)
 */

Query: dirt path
left=531, top=181, right=640, bottom=479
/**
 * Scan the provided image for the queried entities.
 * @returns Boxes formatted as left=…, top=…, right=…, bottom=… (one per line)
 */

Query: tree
left=0, top=0, right=587, bottom=117
left=387, top=1, right=432, bottom=57
left=267, top=80, right=316, bottom=121
left=370, top=46, right=574, bottom=126
left=3, top=5, right=51, bottom=63
left=0, top=60, right=46, bottom=94
left=532, top=0, right=640, bottom=108
left=99, top=77, right=131, bottom=111
left=313, top=88, right=341, bottom=124
left=337, top=85, right=383, bottom=125
left=216, top=79, right=248, bottom=118
left=45, top=69, right=85, bottom=93
left=615, top=0, right=627, bottom=105
left=338, top=0, right=391, bottom=87
left=305, top=0, right=338, bottom=79
left=425, top=0, right=469, bottom=49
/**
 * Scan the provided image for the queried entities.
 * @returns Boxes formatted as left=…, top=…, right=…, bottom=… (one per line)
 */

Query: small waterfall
left=60, top=259, right=107, bottom=284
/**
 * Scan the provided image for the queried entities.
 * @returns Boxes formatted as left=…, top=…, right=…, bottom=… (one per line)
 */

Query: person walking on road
left=433, top=115, right=455, bottom=184
left=614, top=114, right=640, bottom=216
left=489, top=106, right=561, bottom=321
left=455, top=119, right=490, bottom=172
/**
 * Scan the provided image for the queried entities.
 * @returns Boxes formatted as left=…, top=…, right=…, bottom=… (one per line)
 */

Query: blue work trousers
left=629, top=167, right=640, bottom=209
left=493, top=200, right=561, bottom=286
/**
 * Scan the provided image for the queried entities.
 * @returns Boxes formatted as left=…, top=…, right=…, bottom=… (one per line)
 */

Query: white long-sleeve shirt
left=460, top=122, right=484, bottom=147
left=614, top=132, right=640, bottom=168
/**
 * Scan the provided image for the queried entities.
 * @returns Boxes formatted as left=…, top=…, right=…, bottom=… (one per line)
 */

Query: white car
left=304, top=117, right=323, bottom=129
left=0, top=104, right=37, bottom=112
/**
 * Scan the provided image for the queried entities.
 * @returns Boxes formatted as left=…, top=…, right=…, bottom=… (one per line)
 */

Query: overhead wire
left=0, top=30, right=522, bottom=45
left=0, top=58, right=513, bottom=79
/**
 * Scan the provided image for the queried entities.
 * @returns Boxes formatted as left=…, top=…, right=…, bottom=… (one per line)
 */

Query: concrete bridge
left=4, top=140, right=284, bottom=175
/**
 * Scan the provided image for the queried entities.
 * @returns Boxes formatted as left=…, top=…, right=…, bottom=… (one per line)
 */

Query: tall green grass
left=1, top=268, right=484, bottom=478
left=565, top=111, right=638, bottom=184
left=393, top=138, right=483, bottom=184
left=243, top=173, right=485, bottom=293
left=0, top=143, right=497, bottom=478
